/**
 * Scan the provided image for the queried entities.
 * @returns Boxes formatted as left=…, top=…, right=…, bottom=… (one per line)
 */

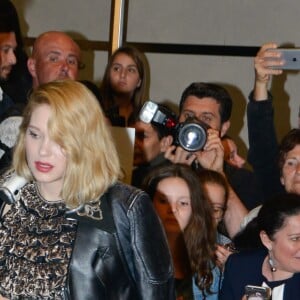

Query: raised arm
left=247, top=43, right=285, bottom=200
left=253, top=42, right=283, bottom=101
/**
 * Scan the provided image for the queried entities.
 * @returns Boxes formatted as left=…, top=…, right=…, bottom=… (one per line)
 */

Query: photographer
left=130, top=104, right=175, bottom=188
left=164, top=82, right=263, bottom=238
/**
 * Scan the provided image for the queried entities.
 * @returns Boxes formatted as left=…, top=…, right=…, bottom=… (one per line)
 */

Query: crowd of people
left=0, top=0, right=299, bottom=299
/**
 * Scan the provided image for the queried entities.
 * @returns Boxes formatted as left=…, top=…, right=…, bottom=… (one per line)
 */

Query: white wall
left=12, top=0, right=110, bottom=82
left=11, top=0, right=300, bottom=158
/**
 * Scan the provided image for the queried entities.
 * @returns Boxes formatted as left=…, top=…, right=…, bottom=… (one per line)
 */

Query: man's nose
left=8, top=50, right=16, bottom=65
left=60, top=59, right=70, bottom=72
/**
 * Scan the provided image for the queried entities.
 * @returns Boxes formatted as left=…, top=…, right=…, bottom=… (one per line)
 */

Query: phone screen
left=245, top=285, right=270, bottom=300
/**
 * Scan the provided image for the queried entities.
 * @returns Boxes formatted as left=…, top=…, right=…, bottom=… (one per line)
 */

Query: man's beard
left=0, top=66, right=13, bottom=81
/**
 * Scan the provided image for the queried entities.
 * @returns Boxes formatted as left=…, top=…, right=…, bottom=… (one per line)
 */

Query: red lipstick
left=35, top=161, right=53, bottom=173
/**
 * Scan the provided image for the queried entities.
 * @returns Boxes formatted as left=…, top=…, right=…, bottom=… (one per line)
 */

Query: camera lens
left=177, top=122, right=207, bottom=151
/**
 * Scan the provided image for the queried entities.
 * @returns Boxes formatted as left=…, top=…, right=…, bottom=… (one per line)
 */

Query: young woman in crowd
left=100, top=46, right=148, bottom=126
left=220, top=193, right=300, bottom=300
left=144, top=164, right=221, bottom=300
left=0, top=80, right=174, bottom=299
left=197, top=169, right=235, bottom=268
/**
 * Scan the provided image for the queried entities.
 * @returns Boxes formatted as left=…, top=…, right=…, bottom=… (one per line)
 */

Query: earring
left=268, top=252, right=277, bottom=272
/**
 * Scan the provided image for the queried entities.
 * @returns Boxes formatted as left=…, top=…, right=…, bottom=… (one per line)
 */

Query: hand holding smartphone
left=266, top=48, right=300, bottom=70
left=244, top=285, right=271, bottom=300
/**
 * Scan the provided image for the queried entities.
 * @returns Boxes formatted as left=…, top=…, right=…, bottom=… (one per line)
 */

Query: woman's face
left=25, top=104, right=67, bottom=200
left=281, top=145, right=300, bottom=195
left=262, top=213, right=300, bottom=275
left=204, top=182, right=226, bottom=225
left=109, top=53, right=141, bottom=95
left=153, top=177, right=192, bottom=232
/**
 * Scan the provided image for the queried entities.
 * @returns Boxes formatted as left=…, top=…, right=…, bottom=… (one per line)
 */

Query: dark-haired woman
left=220, top=193, right=300, bottom=300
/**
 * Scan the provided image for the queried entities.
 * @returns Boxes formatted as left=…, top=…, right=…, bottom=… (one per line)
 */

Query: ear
left=160, top=135, right=173, bottom=152
left=220, top=120, right=230, bottom=137
left=260, top=230, right=273, bottom=250
left=280, top=175, right=285, bottom=186
left=136, top=79, right=142, bottom=88
left=27, top=58, right=37, bottom=77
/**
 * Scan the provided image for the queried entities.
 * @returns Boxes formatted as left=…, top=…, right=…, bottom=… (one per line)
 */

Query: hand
left=254, top=42, right=283, bottom=84
left=195, top=128, right=224, bottom=172
left=164, top=144, right=197, bottom=165
left=253, top=43, right=284, bottom=101
left=215, top=244, right=234, bottom=267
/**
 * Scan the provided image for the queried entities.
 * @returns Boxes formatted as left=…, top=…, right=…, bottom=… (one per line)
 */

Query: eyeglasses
left=283, top=158, right=300, bottom=170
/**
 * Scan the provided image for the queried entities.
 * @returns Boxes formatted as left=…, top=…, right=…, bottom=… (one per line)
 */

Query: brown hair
left=144, top=164, right=216, bottom=293
left=278, top=128, right=300, bottom=174
left=100, top=46, right=148, bottom=112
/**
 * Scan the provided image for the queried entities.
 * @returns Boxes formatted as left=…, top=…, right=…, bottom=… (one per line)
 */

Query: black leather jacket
left=64, top=182, right=175, bottom=299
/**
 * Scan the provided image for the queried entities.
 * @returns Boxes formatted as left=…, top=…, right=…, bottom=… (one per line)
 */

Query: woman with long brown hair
left=144, top=164, right=221, bottom=299
left=100, top=46, right=148, bottom=126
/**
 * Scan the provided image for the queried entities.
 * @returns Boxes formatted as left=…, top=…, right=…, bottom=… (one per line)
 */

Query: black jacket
left=64, top=182, right=175, bottom=299
left=247, top=92, right=285, bottom=200
left=220, top=249, right=300, bottom=299
left=0, top=179, right=175, bottom=299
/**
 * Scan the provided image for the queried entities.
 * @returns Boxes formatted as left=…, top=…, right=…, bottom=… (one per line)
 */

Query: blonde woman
left=0, top=80, right=174, bottom=299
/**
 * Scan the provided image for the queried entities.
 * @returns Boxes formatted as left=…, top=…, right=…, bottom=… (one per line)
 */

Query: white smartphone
left=245, top=285, right=271, bottom=300
left=267, top=48, right=300, bottom=70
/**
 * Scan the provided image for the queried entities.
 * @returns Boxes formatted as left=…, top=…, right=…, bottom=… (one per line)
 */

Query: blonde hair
left=13, top=80, right=121, bottom=208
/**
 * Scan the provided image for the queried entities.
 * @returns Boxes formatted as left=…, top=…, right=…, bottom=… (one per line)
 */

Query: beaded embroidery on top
left=0, top=182, right=77, bottom=299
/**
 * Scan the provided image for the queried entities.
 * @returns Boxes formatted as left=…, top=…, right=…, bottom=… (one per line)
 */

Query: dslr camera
left=139, top=100, right=209, bottom=152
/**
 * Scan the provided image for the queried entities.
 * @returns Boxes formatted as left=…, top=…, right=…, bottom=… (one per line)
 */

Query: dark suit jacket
left=220, top=248, right=300, bottom=300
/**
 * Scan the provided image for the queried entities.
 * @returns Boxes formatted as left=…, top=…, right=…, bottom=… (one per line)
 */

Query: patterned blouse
left=0, top=182, right=77, bottom=299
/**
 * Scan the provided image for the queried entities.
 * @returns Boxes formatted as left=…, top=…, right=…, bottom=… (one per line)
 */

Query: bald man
left=27, top=31, right=81, bottom=89
left=0, top=31, right=81, bottom=172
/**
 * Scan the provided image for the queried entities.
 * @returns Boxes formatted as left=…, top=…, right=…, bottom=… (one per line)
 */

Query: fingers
left=203, top=129, right=224, bottom=153
left=255, top=43, right=283, bottom=82
left=164, top=145, right=196, bottom=165
left=195, top=129, right=224, bottom=172
left=215, top=244, right=233, bottom=266
left=164, top=129, right=224, bottom=171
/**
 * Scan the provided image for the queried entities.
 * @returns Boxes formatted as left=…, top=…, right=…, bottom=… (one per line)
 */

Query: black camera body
left=139, top=100, right=209, bottom=152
